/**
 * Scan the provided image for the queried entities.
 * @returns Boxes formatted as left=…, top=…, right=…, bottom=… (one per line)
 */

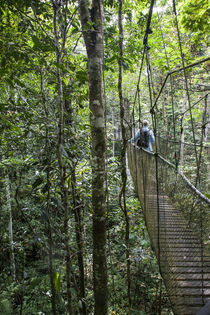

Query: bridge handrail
left=156, top=135, right=210, bottom=149
left=157, top=152, right=210, bottom=205
left=129, top=143, right=210, bottom=205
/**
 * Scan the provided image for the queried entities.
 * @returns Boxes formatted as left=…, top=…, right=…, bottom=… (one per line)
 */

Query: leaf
left=54, top=272, right=61, bottom=292
left=63, top=77, right=69, bottom=86
left=0, top=7, right=4, bottom=17
left=123, top=61, right=129, bottom=70
left=141, top=239, right=148, bottom=246
left=204, top=193, right=210, bottom=199
left=14, top=78, right=25, bottom=88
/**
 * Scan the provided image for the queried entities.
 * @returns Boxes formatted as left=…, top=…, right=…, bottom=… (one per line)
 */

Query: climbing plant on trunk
left=118, top=0, right=131, bottom=312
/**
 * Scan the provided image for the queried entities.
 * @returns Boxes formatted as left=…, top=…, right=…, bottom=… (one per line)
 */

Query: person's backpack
left=137, top=129, right=150, bottom=148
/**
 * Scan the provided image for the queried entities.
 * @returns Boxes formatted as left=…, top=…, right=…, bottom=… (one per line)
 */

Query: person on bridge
left=129, top=120, right=155, bottom=152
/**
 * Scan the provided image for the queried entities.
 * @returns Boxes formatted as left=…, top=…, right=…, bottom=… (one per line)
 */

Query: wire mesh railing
left=156, top=136, right=210, bottom=195
left=157, top=152, right=210, bottom=248
left=127, top=143, right=210, bottom=315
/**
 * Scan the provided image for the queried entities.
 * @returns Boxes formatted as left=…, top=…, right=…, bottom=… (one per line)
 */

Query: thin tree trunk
left=204, top=95, right=209, bottom=143
left=41, top=70, right=57, bottom=315
left=52, top=3, right=72, bottom=313
left=5, top=170, right=16, bottom=281
left=203, top=95, right=210, bottom=190
left=46, top=173, right=57, bottom=315
left=118, top=0, right=131, bottom=312
left=180, top=82, right=187, bottom=166
left=71, top=169, right=87, bottom=315
left=111, top=105, right=115, bottom=158
left=64, top=85, right=87, bottom=314
left=79, top=1, right=108, bottom=314
left=160, top=76, right=169, bottom=138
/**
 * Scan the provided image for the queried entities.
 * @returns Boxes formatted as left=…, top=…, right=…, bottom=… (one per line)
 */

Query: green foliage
left=179, top=0, right=209, bottom=35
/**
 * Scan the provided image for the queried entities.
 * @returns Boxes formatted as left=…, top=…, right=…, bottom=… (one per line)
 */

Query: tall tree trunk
left=111, top=104, right=115, bottom=158
left=5, top=170, right=16, bottom=281
left=41, top=70, right=57, bottom=315
left=64, top=86, right=87, bottom=314
left=118, top=0, right=131, bottom=312
left=79, top=1, right=108, bottom=314
left=180, top=82, right=187, bottom=166
left=52, top=3, right=72, bottom=313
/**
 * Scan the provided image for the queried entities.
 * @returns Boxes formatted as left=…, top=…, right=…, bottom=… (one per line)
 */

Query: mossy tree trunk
left=79, top=1, right=108, bottom=314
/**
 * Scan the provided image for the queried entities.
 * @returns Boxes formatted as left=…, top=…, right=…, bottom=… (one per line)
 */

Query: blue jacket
left=130, top=126, right=155, bottom=152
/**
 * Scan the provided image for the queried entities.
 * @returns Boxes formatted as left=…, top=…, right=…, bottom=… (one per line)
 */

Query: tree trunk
left=64, top=86, right=87, bottom=314
left=46, top=183, right=57, bottom=315
left=5, top=170, right=16, bottom=281
left=180, top=82, right=187, bottom=166
left=111, top=104, right=115, bottom=157
left=118, top=0, right=131, bottom=312
left=160, top=76, right=169, bottom=138
left=204, top=95, right=209, bottom=143
left=52, top=3, right=72, bottom=314
left=41, top=70, right=57, bottom=315
left=79, top=1, right=108, bottom=314
left=71, top=169, right=87, bottom=315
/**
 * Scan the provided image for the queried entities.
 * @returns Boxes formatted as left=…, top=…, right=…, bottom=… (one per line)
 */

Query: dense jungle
left=0, top=0, right=209, bottom=314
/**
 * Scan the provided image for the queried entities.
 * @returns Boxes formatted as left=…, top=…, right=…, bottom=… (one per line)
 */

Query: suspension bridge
left=125, top=1, right=210, bottom=313
left=127, top=141, right=210, bottom=314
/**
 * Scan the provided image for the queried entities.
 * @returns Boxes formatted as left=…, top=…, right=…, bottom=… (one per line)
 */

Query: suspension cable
left=150, top=57, right=210, bottom=113
left=178, top=93, right=209, bottom=118
left=172, top=0, right=201, bottom=184
left=156, top=8, right=178, bottom=166
left=131, top=0, right=156, bottom=223
left=157, top=135, right=210, bottom=149
left=133, top=0, right=155, bottom=112
left=145, top=40, right=162, bottom=266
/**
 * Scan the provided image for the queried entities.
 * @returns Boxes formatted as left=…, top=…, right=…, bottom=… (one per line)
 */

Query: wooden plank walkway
left=127, top=144, right=210, bottom=315
left=148, top=193, right=210, bottom=314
